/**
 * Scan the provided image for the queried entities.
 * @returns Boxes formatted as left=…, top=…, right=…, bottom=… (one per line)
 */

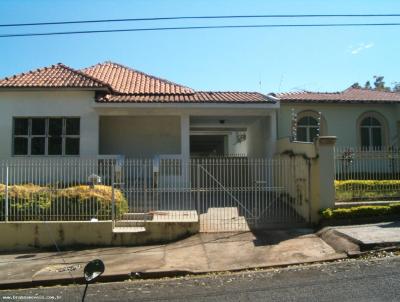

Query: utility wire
left=1, top=13, right=400, bottom=27
left=1, top=22, right=400, bottom=38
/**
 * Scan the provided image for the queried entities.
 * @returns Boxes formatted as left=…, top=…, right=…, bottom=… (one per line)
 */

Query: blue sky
left=0, top=0, right=399, bottom=93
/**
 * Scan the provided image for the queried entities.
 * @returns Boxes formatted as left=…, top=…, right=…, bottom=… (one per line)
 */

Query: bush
left=335, top=180, right=400, bottom=201
left=320, top=203, right=400, bottom=220
left=0, top=184, right=128, bottom=221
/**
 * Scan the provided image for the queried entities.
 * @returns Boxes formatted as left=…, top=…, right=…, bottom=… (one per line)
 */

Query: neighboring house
left=0, top=62, right=278, bottom=160
left=277, top=88, right=400, bottom=149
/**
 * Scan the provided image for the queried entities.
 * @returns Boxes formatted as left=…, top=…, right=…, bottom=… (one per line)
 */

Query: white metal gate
left=116, top=157, right=310, bottom=232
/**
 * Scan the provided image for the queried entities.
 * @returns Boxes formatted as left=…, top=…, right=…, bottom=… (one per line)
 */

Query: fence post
left=5, top=164, right=9, bottom=222
left=196, top=161, right=200, bottom=218
left=315, top=136, right=337, bottom=210
left=111, top=163, right=115, bottom=222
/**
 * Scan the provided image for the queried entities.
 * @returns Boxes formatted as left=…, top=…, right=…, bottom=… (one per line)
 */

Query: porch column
left=180, top=115, right=190, bottom=186
left=180, top=114, right=190, bottom=161
left=265, top=112, right=277, bottom=158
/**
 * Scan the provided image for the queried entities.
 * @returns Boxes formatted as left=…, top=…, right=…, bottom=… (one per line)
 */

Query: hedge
left=0, top=184, right=128, bottom=221
left=335, top=180, right=400, bottom=201
left=320, top=203, right=400, bottom=220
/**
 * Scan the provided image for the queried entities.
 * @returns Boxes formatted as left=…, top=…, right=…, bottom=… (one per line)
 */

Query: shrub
left=335, top=180, right=400, bottom=201
left=320, top=204, right=400, bottom=220
left=0, top=184, right=128, bottom=221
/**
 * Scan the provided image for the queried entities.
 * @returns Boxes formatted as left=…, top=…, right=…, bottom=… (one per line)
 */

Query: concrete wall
left=0, top=221, right=199, bottom=251
left=0, top=90, right=99, bottom=158
left=275, top=137, right=336, bottom=224
left=99, top=116, right=181, bottom=158
left=278, top=103, right=400, bottom=147
left=226, top=131, right=247, bottom=154
left=247, top=117, right=269, bottom=157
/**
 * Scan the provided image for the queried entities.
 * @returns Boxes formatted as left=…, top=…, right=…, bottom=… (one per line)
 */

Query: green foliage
left=320, top=204, right=400, bottom=219
left=335, top=180, right=400, bottom=202
left=0, top=184, right=128, bottom=221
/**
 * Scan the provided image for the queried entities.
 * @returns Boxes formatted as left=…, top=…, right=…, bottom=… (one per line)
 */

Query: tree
left=351, top=76, right=399, bottom=92
left=351, top=82, right=361, bottom=89
left=373, top=76, right=390, bottom=91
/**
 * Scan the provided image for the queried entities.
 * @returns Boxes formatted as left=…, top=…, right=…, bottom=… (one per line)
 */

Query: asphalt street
left=1, top=254, right=400, bottom=302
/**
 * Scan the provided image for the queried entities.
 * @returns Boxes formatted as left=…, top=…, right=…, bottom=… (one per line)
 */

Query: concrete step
left=114, top=220, right=146, bottom=227
left=122, top=213, right=153, bottom=220
left=112, top=226, right=146, bottom=233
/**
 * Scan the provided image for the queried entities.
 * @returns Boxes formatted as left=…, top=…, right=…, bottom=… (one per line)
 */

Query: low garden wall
left=0, top=220, right=199, bottom=252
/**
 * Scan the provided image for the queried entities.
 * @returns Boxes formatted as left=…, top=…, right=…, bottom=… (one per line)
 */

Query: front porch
left=97, top=109, right=277, bottom=161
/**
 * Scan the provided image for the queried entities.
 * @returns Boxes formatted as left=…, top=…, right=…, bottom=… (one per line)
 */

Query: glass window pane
left=361, top=117, right=371, bottom=126
left=13, top=137, right=28, bottom=155
left=309, top=127, right=319, bottom=142
left=66, top=118, right=80, bottom=135
left=370, top=117, right=381, bottom=126
left=307, top=117, right=318, bottom=126
left=297, top=127, right=307, bottom=142
left=65, top=138, right=79, bottom=155
left=48, top=137, right=62, bottom=155
left=361, top=128, right=370, bottom=148
left=297, top=117, right=308, bottom=126
left=31, top=137, right=45, bottom=155
left=298, top=116, right=318, bottom=126
left=372, top=128, right=382, bottom=147
left=14, top=118, right=29, bottom=135
left=31, top=118, right=46, bottom=135
left=49, top=118, right=62, bottom=135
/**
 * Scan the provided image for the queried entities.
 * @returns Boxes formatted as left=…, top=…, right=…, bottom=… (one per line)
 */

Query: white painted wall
left=278, top=103, right=400, bottom=147
left=247, top=117, right=270, bottom=157
left=226, top=132, right=247, bottom=155
left=0, top=90, right=99, bottom=158
left=99, top=116, right=181, bottom=158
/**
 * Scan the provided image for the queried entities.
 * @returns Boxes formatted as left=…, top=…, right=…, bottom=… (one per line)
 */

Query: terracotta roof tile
left=81, top=61, right=194, bottom=94
left=0, top=63, right=108, bottom=89
left=278, top=87, right=400, bottom=103
left=96, top=91, right=272, bottom=104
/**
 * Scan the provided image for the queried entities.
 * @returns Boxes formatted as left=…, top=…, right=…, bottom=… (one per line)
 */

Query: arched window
left=297, top=116, right=319, bottom=142
left=360, top=116, right=383, bottom=148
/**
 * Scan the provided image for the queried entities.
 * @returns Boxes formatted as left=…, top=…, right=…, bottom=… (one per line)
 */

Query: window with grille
left=360, top=116, right=383, bottom=149
left=297, top=116, right=319, bottom=142
left=13, top=117, right=80, bottom=156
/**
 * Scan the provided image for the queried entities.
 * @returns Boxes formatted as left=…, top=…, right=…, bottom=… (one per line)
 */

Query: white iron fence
left=334, top=146, right=400, bottom=202
left=0, top=157, right=311, bottom=230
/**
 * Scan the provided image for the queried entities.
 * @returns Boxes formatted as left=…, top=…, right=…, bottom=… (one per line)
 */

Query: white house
left=0, top=62, right=279, bottom=161
left=1, top=62, right=400, bottom=160
left=1, top=62, right=399, bottom=230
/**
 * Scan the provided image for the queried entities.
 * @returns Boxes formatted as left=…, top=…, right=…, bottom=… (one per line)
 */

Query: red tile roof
left=81, top=61, right=194, bottom=94
left=278, top=87, right=400, bottom=103
left=96, top=91, right=271, bottom=103
left=0, top=61, right=274, bottom=104
left=0, top=63, right=108, bottom=89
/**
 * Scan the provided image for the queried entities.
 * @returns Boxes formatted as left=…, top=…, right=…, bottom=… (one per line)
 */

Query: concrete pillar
left=266, top=112, right=277, bottom=158
left=180, top=115, right=190, bottom=161
left=315, top=136, right=337, bottom=209
left=180, top=115, right=190, bottom=186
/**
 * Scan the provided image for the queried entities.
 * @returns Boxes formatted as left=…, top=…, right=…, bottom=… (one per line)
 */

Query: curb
left=0, top=255, right=347, bottom=290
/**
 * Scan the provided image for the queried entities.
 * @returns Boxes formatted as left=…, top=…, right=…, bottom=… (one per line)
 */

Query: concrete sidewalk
left=0, top=229, right=344, bottom=289
left=319, top=221, right=400, bottom=255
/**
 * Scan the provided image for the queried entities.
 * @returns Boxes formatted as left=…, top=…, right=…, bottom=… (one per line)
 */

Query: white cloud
left=350, top=42, right=374, bottom=55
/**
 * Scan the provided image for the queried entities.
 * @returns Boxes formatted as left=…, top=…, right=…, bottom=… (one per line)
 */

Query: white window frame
left=12, top=117, right=80, bottom=156
left=360, top=117, right=383, bottom=149
left=357, top=111, right=388, bottom=149
left=297, top=116, right=319, bottom=142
